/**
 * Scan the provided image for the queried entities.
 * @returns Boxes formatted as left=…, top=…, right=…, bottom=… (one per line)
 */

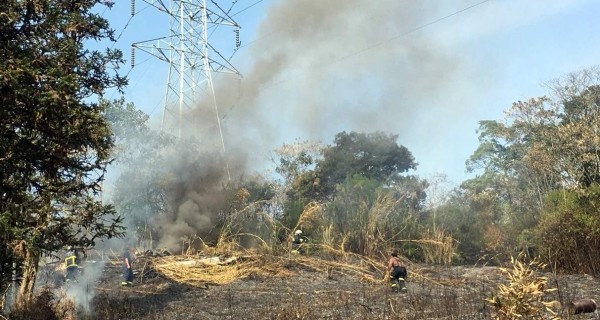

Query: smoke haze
left=120, top=0, right=592, bottom=250
left=151, top=0, right=479, bottom=250
left=151, top=150, right=230, bottom=251
left=207, top=0, right=479, bottom=168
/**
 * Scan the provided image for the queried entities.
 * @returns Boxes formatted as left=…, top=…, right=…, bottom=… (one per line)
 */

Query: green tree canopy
left=291, top=131, right=418, bottom=201
left=461, top=67, right=600, bottom=270
left=322, top=131, right=417, bottom=183
left=0, top=0, right=126, bottom=304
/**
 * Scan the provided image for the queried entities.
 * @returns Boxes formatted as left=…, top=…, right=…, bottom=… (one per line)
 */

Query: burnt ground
left=62, top=255, right=600, bottom=320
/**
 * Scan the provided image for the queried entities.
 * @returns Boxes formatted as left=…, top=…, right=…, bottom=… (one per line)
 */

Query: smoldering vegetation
left=112, top=0, right=481, bottom=255
left=21, top=257, right=600, bottom=320
left=108, top=133, right=261, bottom=253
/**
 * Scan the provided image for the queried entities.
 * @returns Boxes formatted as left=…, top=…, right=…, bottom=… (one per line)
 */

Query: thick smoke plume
left=142, top=0, right=480, bottom=250
left=151, top=150, right=236, bottom=252
left=210, top=0, right=474, bottom=156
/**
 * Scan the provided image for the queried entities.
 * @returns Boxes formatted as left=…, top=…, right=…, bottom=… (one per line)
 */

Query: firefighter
left=64, top=246, right=83, bottom=282
left=291, top=230, right=308, bottom=254
left=121, top=246, right=134, bottom=286
left=388, top=250, right=407, bottom=293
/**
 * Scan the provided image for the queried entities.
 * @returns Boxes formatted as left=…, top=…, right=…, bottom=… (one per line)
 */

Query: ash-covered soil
left=77, top=255, right=600, bottom=320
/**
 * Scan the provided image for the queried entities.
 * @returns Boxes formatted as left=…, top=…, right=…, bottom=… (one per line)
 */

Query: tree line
left=1, top=0, right=125, bottom=309
left=3, top=0, right=600, bottom=312
left=105, top=66, right=600, bottom=276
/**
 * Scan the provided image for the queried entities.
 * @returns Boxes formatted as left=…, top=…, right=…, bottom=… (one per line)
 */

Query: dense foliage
left=287, top=131, right=417, bottom=202
left=106, top=66, right=600, bottom=273
left=272, top=131, right=428, bottom=258
left=0, top=0, right=126, bottom=304
left=438, top=67, right=600, bottom=269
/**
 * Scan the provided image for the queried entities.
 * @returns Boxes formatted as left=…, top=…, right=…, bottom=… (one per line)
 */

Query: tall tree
left=273, top=140, right=323, bottom=227
left=0, top=0, right=126, bottom=304
left=462, top=101, right=559, bottom=259
left=553, top=85, right=600, bottom=187
left=279, top=131, right=424, bottom=246
left=321, top=131, right=417, bottom=184
left=103, top=98, right=174, bottom=232
left=291, top=131, right=418, bottom=201
left=462, top=67, right=600, bottom=268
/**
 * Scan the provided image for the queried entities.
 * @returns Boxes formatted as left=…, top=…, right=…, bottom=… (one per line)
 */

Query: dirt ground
left=60, top=253, right=600, bottom=320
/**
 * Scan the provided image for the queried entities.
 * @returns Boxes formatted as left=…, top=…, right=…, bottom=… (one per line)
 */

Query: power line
left=107, top=55, right=154, bottom=101
left=339, top=0, right=492, bottom=60
left=104, top=3, right=158, bottom=101
left=231, top=0, right=266, bottom=17
left=222, top=0, right=492, bottom=118
left=237, top=0, right=491, bottom=55
left=112, top=4, right=152, bottom=46
left=403, top=0, right=491, bottom=37
left=205, top=0, right=267, bottom=49
left=133, top=0, right=492, bottom=117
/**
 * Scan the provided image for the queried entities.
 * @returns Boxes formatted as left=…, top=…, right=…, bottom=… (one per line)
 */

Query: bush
left=535, top=186, right=600, bottom=273
left=486, top=257, right=559, bottom=320
left=9, top=288, right=75, bottom=320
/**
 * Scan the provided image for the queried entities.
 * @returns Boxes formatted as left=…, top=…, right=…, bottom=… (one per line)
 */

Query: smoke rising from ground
left=174, top=0, right=480, bottom=168
left=64, top=260, right=104, bottom=313
left=148, top=151, right=265, bottom=252
left=151, top=150, right=231, bottom=251
left=150, top=0, right=478, bottom=250
left=109, top=0, right=595, bottom=251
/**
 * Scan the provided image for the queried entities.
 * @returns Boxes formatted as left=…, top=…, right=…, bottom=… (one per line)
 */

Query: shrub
left=9, top=288, right=75, bottom=320
left=486, top=257, right=560, bottom=320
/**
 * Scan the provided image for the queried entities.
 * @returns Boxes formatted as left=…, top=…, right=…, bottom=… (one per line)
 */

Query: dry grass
left=152, top=254, right=293, bottom=287
left=7, top=288, right=77, bottom=320
left=16, top=251, right=596, bottom=320
left=486, top=257, right=560, bottom=320
left=151, top=249, right=383, bottom=288
left=410, top=228, right=458, bottom=265
left=295, top=201, right=323, bottom=230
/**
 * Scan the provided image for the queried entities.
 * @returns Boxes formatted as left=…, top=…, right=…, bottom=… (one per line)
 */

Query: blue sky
left=99, top=0, right=600, bottom=186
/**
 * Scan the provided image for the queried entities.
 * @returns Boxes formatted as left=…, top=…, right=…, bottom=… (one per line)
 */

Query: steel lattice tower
left=131, top=0, right=241, bottom=141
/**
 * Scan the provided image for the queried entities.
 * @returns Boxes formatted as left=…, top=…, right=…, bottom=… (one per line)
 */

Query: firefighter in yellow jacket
left=291, top=230, right=308, bottom=254
left=64, top=246, right=83, bottom=282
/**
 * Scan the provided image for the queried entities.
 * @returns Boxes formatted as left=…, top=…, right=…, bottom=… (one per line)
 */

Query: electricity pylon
left=131, top=0, right=241, bottom=142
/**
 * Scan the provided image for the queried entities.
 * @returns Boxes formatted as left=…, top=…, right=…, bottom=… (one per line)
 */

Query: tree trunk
left=0, top=287, right=6, bottom=311
left=16, top=248, right=40, bottom=306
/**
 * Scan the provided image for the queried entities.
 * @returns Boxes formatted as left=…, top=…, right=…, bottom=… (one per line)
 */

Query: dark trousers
left=390, top=266, right=407, bottom=281
left=122, top=266, right=134, bottom=282
left=66, top=266, right=79, bottom=281
left=291, top=242, right=305, bottom=254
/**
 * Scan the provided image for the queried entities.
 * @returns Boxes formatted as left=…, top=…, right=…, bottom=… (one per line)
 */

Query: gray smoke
left=147, top=0, right=484, bottom=250
left=64, top=260, right=105, bottom=313
left=109, top=0, right=590, bottom=252
left=208, top=0, right=473, bottom=158
left=152, top=149, right=230, bottom=251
